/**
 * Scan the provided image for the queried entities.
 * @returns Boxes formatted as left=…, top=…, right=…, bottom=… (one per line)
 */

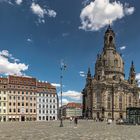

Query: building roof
left=66, top=102, right=82, bottom=109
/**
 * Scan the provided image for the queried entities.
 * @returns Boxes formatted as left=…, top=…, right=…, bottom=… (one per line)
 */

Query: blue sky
left=0, top=0, right=140, bottom=104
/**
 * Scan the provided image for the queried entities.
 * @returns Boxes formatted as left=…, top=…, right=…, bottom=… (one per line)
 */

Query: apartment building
left=0, top=77, right=8, bottom=122
left=37, top=82, right=58, bottom=121
left=7, top=75, right=37, bottom=121
left=0, top=75, right=58, bottom=122
left=61, top=103, right=82, bottom=119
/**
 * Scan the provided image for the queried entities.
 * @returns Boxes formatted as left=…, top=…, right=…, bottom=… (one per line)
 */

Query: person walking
left=74, top=117, right=78, bottom=127
left=70, top=117, right=73, bottom=124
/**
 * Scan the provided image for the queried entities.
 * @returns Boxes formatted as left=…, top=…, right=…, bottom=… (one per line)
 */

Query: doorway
left=21, top=116, right=25, bottom=121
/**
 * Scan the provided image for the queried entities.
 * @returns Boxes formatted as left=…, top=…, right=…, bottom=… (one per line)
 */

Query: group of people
left=70, top=117, right=78, bottom=127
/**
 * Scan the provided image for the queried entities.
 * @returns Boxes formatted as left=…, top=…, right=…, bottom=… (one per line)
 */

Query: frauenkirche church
left=82, top=25, right=140, bottom=120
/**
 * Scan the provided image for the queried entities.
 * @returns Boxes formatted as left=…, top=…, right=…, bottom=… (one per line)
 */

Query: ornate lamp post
left=60, top=61, right=66, bottom=127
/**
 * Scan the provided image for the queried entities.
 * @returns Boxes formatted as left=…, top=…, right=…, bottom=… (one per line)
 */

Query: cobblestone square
left=0, top=120, right=140, bottom=140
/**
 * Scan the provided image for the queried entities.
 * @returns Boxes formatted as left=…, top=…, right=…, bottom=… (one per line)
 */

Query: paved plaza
left=0, top=120, right=139, bottom=140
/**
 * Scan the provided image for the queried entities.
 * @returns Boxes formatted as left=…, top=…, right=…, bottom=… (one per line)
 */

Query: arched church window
left=119, top=95, right=122, bottom=110
left=98, top=75, right=100, bottom=80
left=107, top=95, right=111, bottom=109
left=129, top=96, right=131, bottom=107
left=109, top=36, right=113, bottom=43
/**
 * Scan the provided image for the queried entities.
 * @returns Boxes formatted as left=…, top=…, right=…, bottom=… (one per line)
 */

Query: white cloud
left=47, top=9, right=57, bottom=18
left=79, top=0, right=135, bottom=31
left=62, top=98, right=69, bottom=105
left=51, top=83, right=61, bottom=88
left=60, top=90, right=82, bottom=101
left=59, top=98, right=70, bottom=107
left=124, top=4, right=135, bottom=15
left=27, top=38, right=32, bottom=42
left=0, top=50, right=28, bottom=76
left=30, top=2, right=56, bottom=23
left=15, top=0, right=22, bottom=5
left=120, top=46, right=126, bottom=50
left=136, top=73, right=140, bottom=87
left=31, top=2, right=46, bottom=18
left=79, top=71, right=86, bottom=77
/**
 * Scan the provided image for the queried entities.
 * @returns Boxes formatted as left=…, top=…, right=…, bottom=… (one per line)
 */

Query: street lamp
left=60, top=61, right=66, bottom=127
left=112, top=83, right=114, bottom=121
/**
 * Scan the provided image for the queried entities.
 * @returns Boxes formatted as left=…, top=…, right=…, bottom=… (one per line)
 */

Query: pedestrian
left=74, top=117, right=78, bottom=127
left=70, top=117, right=73, bottom=124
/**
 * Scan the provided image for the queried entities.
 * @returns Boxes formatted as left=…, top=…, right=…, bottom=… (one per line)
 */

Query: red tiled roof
left=66, top=102, right=82, bottom=108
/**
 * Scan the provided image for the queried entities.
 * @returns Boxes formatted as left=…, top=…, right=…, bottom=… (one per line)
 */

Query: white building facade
left=37, top=82, right=58, bottom=121
left=0, top=78, right=8, bottom=122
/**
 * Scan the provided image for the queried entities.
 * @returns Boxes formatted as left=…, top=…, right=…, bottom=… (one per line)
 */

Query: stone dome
left=101, top=49, right=124, bottom=80
left=94, top=25, right=125, bottom=81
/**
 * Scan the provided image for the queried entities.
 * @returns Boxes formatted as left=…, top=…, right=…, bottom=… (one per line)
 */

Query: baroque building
left=82, top=25, right=140, bottom=120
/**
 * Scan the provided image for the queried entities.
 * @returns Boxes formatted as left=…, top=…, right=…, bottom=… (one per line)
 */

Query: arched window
left=129, top=96, right=131, bottom=107
left=109, top=36, right=113, bottom=43
left=119, top=95, right=122, bottom=110
left=103, top=60, right=107, bottom=66
left=107, top=95, right=111, bottom=109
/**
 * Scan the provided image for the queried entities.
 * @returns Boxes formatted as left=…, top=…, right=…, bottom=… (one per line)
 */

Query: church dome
left=94, top=25, right=125, bottom=81
left=101, top=49, right=124, bottom=79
